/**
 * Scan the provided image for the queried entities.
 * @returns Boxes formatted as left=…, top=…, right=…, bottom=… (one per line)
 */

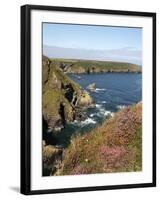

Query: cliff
left=42, top=55, right=94, bottom=133
left=52, top=58, right=142, bottom=74
left=42, top=56, right=142, bottom=176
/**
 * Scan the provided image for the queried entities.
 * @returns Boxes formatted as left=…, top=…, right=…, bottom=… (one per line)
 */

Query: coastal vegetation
left=42, top=55, right=94, bottom=175
left=52, top=58, right=142, bottom=74
left=42, top=55, right=142, bottom=176
left=58, top=103, right=142, bottom=175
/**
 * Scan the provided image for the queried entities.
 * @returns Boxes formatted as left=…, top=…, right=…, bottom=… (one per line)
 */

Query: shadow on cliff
left=43, top=117, right=75, bottom=148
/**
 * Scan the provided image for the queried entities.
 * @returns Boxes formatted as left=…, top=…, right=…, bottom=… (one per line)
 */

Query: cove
left=53, top=73, right=142, bottom=147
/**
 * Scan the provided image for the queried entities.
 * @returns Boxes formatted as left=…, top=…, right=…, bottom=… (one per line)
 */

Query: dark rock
left=75, top=110, right=87, bottom=121
left=63, top=83, right=74, bottom=102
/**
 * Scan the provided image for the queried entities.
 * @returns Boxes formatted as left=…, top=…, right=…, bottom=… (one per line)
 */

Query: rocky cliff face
left=55, top=59, right=142, bottom=74
left=42, top=140, right=63, bottom=176
left=42, top=55, right=94, bottom=133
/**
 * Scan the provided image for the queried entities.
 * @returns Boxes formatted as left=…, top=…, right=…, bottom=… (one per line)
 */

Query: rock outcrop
left=76, top=90, right=94, bottom=107
left=43, top=141, right=63, bottom=176
left=87, top=83, right=96, bottom=92
left=42, top=55, right=94, bottom=133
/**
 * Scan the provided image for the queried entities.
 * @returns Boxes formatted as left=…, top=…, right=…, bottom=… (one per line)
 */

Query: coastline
left=42, top=56, right=142, bottom=176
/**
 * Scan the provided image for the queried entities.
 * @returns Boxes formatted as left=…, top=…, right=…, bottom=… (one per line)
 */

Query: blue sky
left=43, top=23, right=142, bottom=65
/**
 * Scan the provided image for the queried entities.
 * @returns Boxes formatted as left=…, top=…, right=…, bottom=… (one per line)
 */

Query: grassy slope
left=59, top=103, right=142, bottom=175
left=52, top=58, right=141, bottom=73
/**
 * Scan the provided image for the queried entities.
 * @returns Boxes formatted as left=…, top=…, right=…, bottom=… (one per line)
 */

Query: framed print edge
left=152, top=12, right=156, bottom=188
left=20, top=4, right=156, bottom=195
left=21, top=5, right=31, bottom=195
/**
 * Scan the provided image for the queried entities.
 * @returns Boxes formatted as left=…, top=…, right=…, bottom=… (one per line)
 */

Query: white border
left=31, top=10, right=153, bottom=190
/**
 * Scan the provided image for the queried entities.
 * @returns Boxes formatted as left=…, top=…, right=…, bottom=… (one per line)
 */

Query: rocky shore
left=42, top=55, right=95, bottom=175
left=42, top=56, right=142, bottom=176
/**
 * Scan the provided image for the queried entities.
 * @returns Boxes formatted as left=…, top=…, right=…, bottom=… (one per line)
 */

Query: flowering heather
left=100, top=145, right=136, bottom=172
left=59, top=103, right=142, bottom=175
left=71, top=165, right=93, bottom=175
left=107, top=104, right=142, bottom=146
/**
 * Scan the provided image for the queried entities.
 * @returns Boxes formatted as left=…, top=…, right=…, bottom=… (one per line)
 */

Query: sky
left=43, top=23, right=142, bottom=65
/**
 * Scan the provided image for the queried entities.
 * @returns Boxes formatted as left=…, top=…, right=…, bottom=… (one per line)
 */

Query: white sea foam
left=117, top=105, right=126, bottom=110
left=96, top=103, right=110, bottom=116
left=81, top=118, right=96, bottom=126
left=95, top=104, right=113, bottom=118
left=96, top=88, right=106, bottom=91
left=95, top=104, right=102, bottom=109
left=104, top=111, right=111, bottom=116
left=95, top=88, right=106, bottom=93
left=71, top=102, right=114, bottom=128
left=70, top=118, right=96, bottom=127
left=90, top=113, right=97, bottom=117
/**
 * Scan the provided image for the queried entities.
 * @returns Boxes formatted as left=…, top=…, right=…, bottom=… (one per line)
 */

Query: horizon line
left=43, top=54, right=141, bottom=66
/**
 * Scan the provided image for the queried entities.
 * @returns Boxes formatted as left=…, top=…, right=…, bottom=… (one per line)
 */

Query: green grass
left=43, top=89, right=62, bottom=118
left=128, top=126, right=142, bottom=171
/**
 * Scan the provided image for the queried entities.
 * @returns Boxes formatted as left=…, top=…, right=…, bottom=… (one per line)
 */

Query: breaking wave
left=71, top=103, right=114, bottom=128
left=71, top=118, right=96, bottom=127
left=81, top=118, right=96, bottom=126
left=117, top=105, right=126, bottom=110
left=95, top=104, right=102, bottom=109
left=93, top=104, right=114, bottom=118
left=95, top=88, right=106, bottom=93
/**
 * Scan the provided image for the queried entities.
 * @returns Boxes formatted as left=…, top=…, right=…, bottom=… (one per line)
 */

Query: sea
left=54, top=73, right=142, bottom=147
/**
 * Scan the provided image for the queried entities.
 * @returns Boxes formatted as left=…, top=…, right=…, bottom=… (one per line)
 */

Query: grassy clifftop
left=52, top=58, right=141, bottom=74
left=58, top=103, right=142, bottom=175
